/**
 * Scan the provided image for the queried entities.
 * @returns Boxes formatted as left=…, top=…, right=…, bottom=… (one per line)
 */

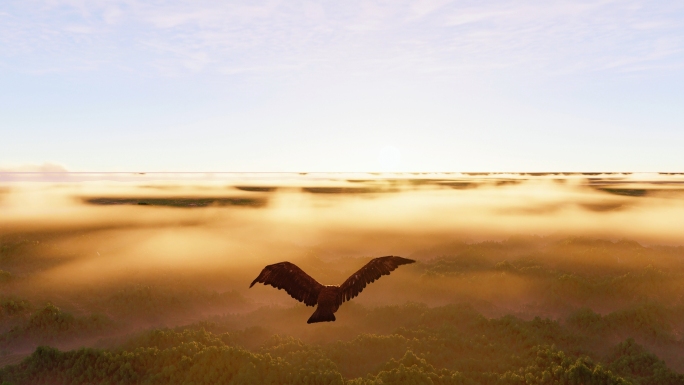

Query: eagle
left=250, top=256, right=416, bottom=323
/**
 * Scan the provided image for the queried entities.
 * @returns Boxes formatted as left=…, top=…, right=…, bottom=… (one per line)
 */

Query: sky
left=1, top=0, right=683, bottom=172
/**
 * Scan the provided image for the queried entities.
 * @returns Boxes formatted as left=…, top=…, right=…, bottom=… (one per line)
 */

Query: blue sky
left=1, top=0, right=683, bottom=172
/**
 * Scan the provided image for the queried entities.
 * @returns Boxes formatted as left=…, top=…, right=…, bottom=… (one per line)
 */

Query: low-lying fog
left=2, top=174, right=684, bottom=294
left=1, top=173, right=683, bottom=371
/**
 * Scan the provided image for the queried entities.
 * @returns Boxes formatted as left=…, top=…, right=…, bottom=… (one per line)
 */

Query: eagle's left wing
left=250, top=262, right=324, bottom=307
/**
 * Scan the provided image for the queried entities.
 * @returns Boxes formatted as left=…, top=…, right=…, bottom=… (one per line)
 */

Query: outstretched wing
left=339, top=256, right=415, bottom=304
left=250, top=262, right=324, bottom=307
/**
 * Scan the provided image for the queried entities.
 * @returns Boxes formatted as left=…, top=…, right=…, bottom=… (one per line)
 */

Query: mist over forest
left=0, top=173, right=683, bottom=384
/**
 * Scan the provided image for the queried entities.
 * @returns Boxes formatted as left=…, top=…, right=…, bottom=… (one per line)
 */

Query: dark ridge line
left=82, top=197, right=268, bottom=208
left=234, top=186, right=278, bottom=192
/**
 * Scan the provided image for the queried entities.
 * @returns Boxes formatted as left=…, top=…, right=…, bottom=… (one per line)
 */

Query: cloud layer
left=0, top=162, right=69, bottom=172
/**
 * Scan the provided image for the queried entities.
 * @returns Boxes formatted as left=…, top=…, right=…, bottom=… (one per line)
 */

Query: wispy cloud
left=1, top=0, right=683, bottom=77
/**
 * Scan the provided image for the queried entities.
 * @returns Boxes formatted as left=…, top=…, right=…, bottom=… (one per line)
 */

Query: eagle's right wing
left=339, top=256, right=415, bottom=304
left=250, top=262, right=324, bottom=307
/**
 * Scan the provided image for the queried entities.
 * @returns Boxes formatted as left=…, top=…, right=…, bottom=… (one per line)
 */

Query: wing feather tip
left=249, top=277, right=262, bottom=288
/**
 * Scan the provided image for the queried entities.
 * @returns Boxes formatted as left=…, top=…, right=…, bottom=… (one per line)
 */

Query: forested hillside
left=1, top=233, right=684, bottom=384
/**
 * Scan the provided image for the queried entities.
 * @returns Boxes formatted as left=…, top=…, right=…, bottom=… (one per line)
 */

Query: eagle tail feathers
left=307, top=308, right=336, bottom=324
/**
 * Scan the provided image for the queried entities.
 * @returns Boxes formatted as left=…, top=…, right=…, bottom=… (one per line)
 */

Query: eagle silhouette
left=250, top=256, right=415, bottom=323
